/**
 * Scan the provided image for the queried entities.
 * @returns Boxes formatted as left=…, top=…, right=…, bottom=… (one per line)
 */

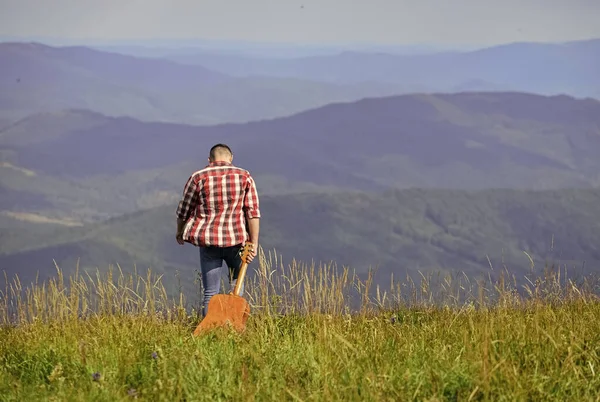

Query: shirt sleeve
left=243, top=174, right=261, bottom=219
left=176, top=174, right=199, bottom=221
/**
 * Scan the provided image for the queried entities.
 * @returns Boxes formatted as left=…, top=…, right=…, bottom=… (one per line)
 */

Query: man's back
left=176, top=160, right=260, bottom=247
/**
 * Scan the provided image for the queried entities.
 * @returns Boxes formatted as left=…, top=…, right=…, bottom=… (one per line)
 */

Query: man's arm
left=247, top=217, right=260, bottom=247
left=175, top=174, right=198, bottom=244
left=243, top=174, right=260, bottom=261
left=176, top=217, right=187, bottom=237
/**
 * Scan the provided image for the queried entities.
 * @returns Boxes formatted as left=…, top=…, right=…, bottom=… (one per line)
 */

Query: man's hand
left=246, top=242, right=258, bottom=263
left=176, top=233, right=185, bottom=245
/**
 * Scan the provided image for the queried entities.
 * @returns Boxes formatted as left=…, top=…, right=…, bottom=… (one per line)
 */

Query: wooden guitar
left=193, top=241, right=253, bottom=335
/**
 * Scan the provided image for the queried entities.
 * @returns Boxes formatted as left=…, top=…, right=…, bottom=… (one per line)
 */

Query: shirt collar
left=208, top=160, right=232, bottom=167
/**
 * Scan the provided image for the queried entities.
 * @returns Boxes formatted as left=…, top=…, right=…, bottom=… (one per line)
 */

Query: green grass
left=1, top=250, right=600, bottom=401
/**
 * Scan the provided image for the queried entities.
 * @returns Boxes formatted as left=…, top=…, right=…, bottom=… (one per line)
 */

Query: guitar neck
left=233, top=261, right=248, bottom=296
left=233, top=241, right=253, bottom=296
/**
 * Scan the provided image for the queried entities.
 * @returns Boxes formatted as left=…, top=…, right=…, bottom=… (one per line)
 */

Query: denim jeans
left=199, top=244, right=245, bottom=316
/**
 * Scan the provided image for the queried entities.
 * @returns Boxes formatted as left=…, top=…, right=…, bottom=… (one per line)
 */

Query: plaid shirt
left=176, top=161, right=260, bottom=247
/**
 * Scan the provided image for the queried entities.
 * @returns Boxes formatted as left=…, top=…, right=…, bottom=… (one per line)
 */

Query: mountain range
left=2, top=37, right=600, bottom=300
left=1, top=92, right=600, bottom=226
left=1, top=38, right=599, bottom=129
left=0, top=42, right=408, bottom=126
left=158, top=38, right=600, bottom=99
left=2, top=91, right=600, bottom=225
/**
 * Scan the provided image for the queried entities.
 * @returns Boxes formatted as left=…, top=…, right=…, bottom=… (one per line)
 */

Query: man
left=175, top=143, right=260, bottom=316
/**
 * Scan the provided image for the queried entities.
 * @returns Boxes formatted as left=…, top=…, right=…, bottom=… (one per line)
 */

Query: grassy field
left=1, top=250, right=600, bottom=401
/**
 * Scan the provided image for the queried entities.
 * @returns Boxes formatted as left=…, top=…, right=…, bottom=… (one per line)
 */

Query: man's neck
left=210, top=159, right=232, bottom=165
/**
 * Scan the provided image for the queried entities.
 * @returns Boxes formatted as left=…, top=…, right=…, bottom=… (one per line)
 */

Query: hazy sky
left=1, top=0, right=599, bottom=46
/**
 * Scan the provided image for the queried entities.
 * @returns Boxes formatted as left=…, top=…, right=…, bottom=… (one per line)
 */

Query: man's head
left=209, top=143, right=233, bottom=163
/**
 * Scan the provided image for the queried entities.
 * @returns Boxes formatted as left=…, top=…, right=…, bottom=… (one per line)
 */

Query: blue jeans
left=199, top=244, right=245, bottom=316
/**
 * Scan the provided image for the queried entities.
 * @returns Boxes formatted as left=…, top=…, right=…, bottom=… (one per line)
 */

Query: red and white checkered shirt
left=176, top=161, right=260, bottom=247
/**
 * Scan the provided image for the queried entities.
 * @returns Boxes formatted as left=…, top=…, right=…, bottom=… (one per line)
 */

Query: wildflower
left=92, top=372, right=101, bottom=381
left=390, top=316, right=397, bottom=324
left=151, top=352, right=158, bottom=360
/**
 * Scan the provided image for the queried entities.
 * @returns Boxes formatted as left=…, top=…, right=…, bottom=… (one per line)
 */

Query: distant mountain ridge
left=2, top=38, right=598, bottom=129
left=1, top=41, right=229, bottom=85
left=161, top=38, right=600, bottom=99
left=1, top=91, right=599, bottom=224
left=0, top=41, right=410, bottom=126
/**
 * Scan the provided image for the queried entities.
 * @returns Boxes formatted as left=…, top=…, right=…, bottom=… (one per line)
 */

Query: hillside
left=2, top=187, right=600, bottom=298
left=163, top=38, right=600, bottom=99
left=2, top=92, right=600, bottom=223
left=0, top=42, right=406, bottom=126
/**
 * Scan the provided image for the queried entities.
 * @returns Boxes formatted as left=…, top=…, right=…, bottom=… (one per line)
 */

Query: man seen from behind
left=175, top=144, right=260, bottom=316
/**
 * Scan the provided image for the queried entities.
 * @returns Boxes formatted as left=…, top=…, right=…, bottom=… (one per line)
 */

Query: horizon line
left=1, top=34, right=599, bottom=51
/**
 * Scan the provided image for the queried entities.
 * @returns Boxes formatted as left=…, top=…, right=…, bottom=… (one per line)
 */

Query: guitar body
left=193, top=241, right=254, bottom=336
left=193, top=294, right=250, bottom=335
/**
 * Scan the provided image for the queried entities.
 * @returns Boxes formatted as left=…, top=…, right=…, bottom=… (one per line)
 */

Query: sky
left=1, top=0, right=600, bottom=47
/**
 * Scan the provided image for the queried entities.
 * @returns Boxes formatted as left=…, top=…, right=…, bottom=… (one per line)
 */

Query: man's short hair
left=209, top=143, right=232, bottom=160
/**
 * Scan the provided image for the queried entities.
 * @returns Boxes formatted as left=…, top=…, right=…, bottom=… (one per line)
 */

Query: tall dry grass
left=2, top=247, right=598, bottom=326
